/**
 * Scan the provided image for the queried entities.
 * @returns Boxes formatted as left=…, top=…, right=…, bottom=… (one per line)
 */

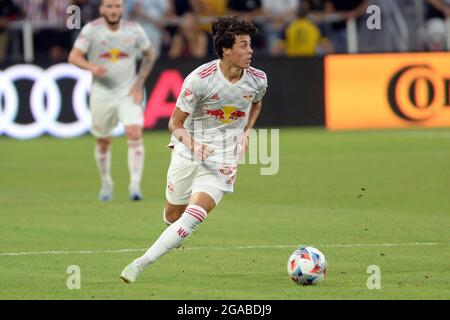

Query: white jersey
left=74, top=18, right=151, bottom=96
left=171, top=59, right=268, bottom=165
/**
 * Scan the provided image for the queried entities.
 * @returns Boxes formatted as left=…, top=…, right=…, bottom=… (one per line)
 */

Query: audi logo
left=0, top=64, right=125, bottom=139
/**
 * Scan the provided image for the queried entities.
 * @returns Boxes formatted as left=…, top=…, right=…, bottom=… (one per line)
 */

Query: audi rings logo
left=0, top=64, right=125, bottom=139
left=388, top=64, right=446, bottom=122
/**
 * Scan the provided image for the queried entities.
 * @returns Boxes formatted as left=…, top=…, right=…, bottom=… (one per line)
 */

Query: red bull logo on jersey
left=99, top=48, right=129, bottom=62
left=206, top=106, right=246, bottom=123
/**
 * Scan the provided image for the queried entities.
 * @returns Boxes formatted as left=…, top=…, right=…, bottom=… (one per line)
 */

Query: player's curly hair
left=211, top=16, right=258, bottom=59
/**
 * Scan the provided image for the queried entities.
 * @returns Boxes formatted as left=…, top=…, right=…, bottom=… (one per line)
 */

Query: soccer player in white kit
left=68, top=0, right=156, bottom=201
left=120, top=16, right=268, bottom=283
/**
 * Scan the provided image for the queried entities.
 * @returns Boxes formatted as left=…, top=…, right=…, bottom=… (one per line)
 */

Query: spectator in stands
left=423, top=0, right=450, bottom=51
left=71, top=0, right=100, bottom=26
left=190, top=0, right=227, bottom=33
left=69, top=0, right=100, bottom=45
left=126, top=0, right=171, bottom=57
left=14, top=0, right=73, bottom=62
left=192, top=0, right=227, bottom=30
left=303, top=0, right=327, bottom=20
left=164, top=0, right=194, bottom=41
left=226, top=0, right=266, bottom=50
left=0, top=0, right=21, bottom=62
left=272, top=2, right=333, bottom=57
left=261, top=0, right=299, bottom=54
left=226, top=0, right=263, bottom=18
left=427, top=0, right=450, bottom=18
left=423, top=17, right=447, bottom=51
left=323, top=0, right=368, bottom=53
left=301, top=0, right=332, bottom=47
left=168, top=11, right=207, bottom=59
left=303, top=0, right=333, bottom=33
left=170, top=0, right=194, bottom=17
left=189, top=0, right=227, bottom=55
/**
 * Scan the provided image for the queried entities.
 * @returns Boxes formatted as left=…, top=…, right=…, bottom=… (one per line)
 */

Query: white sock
left=133, top=205, right=208, bottom=268
left=95, top=145, right=112, bottom=185
left=128, top=139, right=145, bottom=186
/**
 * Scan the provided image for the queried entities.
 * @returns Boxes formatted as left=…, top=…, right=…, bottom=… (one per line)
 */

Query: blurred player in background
left=68, top=0, right=156, bottom=201
left=120, top=16, right=268, bottom=283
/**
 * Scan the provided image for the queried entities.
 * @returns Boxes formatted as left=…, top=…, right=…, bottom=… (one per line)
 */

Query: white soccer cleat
left=98, top=182, right=114, bottom=202
left=129, top=183, right=143, bottom=201
left=120, top=261, right=143, bottom=283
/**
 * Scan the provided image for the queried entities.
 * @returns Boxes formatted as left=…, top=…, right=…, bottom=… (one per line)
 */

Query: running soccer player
left=68, top=0, right=156, bottom=201
left=120, top=16, right=268, bottom=283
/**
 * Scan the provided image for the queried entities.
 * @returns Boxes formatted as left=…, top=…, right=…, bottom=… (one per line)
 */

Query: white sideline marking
left=0, top=242, right=444, bottom=257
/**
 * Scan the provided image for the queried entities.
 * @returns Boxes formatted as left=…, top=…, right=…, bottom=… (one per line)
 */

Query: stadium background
left=2, top=0, right=450, bottom=136
left=1, top=0, right=449, bottom=301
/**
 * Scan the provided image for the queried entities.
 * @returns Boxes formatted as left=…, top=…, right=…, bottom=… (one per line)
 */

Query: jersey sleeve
left=176, top=73, right=204, bottom=114
left=135, top=23, right=152, bottom=51
left=253, top=75, right=268, bottom=103
left=73, top=23, right=93, bottom=53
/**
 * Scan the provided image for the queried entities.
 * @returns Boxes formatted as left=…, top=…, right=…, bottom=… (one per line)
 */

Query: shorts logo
left=167, top=182, right=174, bottom=193
left=220, top=165, right=237, bottom=185
left=219, top=167, right=233, bottom=175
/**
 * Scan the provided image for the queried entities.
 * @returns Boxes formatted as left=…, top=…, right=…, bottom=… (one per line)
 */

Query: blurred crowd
left=1, top=0, right=450, bottom=63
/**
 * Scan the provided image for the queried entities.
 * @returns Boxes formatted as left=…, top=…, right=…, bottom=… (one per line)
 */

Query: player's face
left=226, top=35, right=253, bottom=69
left=100, top=0, right=124, bottom=25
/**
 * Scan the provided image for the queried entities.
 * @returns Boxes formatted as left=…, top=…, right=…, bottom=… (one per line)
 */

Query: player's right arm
left=68, top=48, right=107, bottom=77
left=168, top=108, right=214, bottom=161
left=169, top=72, right=214, bottom=160
left=68, top=23, right=107, bottom=77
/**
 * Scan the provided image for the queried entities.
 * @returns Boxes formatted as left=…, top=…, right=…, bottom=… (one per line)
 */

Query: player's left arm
left=244, top=100, right=262, bottom=133
left=241, top=74, right=267, bottom=151
left=240, top=100, right=263, bottom=152
left=128, top=46, right=157, bottom=105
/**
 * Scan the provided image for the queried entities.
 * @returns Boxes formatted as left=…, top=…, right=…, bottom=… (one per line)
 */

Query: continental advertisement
left=325, top=53, right=450, bottom=130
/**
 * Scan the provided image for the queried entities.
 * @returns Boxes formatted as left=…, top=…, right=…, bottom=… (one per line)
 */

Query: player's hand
left=191, top=142, right=214, bottom=161
left=91, top=65, right=107, bottom=77
left=242, top=130, right=250, bottom=151
left=128, top=83, right=144, bottom=105
left=237, top=130, right=250, bottom=161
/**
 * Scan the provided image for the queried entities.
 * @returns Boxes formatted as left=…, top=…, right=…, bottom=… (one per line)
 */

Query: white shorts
left=165, top=151, right=238, bottom=205
left=90, top=93, right=143, bottom=138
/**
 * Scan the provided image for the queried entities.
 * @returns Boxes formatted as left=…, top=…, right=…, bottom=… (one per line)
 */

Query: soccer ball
left=287, top=246, right=327, bottom=286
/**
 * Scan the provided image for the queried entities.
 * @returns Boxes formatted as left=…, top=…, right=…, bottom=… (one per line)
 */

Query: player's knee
left=97, top=138, right=112, bottom=153
left=163, top=206, right=184, bottom=225
left=127, top=132, right=142, bottom=141
left=126, top=127, right=142, bottom=141
left=165, top=210, right=183, bottom=224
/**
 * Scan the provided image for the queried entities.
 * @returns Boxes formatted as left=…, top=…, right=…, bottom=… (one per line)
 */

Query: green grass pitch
left=0, top=127, right=449, bottom=299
